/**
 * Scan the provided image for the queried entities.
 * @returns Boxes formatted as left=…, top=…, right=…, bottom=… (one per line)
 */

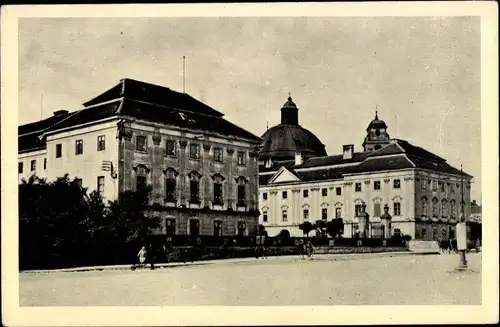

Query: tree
left=326, top=218, right=344, bottom=238
left=314, top=220, right=328, bottom=237
left=298, top=221, right=314, bottom=237
left=257, top=224, right=268, bottom=236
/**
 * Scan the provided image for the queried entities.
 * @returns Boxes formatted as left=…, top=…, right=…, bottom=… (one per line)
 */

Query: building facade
left=18, top=78, right=262, bottom=237
left=258, top=100, right=473, bottom=240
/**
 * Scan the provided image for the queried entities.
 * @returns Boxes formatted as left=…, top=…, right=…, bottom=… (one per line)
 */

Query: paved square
left=20, top=253, right=481, bottom=306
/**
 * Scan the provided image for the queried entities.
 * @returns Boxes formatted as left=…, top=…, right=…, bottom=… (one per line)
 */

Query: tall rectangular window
left=303, top=189, right=309, bottom=198
left=237, top=151, right=246, bottom=165
left=237, top=185, right=246, bottom=206
left=440, top=181, right=445, bottom=192
left=97, top=135, right=105, bottom=151
left=213, top=147, right=223, bottom=162
left=322, top=188, right=328, bottom=197
left=374, top=181, right=381, bottom=190
left=373, top=203, right=381, bottom=217
left=165, top=140, right=176, bottom=156
left=56, top=144, right=62, bottom=158
left=282, top=210, right=288, bottom=222
left=421, top=178, right=427, bottom=189
left=336, top=187, right=342, bottom=196
left=165, top=179, right=176, bottom=202
left=394, top=202, right=401, bottom=216
left=262, top=192, right=268, bottom=200
left=75, top=139, right=83, bottom=155
left=190, top=180, right=200, bottom=203
left=322, top=208, right=328, bottom=220
left=432, top=180, right=438, bottom=191
left=18, top=162, right=23, bottom=174
left=136, top=136, right=147, bottom=152
left=263, top=213, right=268, bottom=222
left=393, top=179, right=401, bottom=189
left=303, top=209, right=309, bottom=220
left=190, top=144, right=200, bottom=159
left=213, top=183, right=223, bottom=205
left=355, top=204, right=363, bottom=216
left=282, top=191, right=287, bottom=199
left=43, top=158, right=47, bottom=170
left=30, top=160, right=36, bottom=172
left=335, top=207, right=341, bottom=219
left=166, top=219, right=176, bottom=236
left=97, top=176, right=105, bottom=198
left=355, top=183, right=362, bottom=192
left=213, top=221, right=222, bottom=237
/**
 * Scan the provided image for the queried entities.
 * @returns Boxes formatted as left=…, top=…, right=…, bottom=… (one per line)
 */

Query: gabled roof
left=267, top=166, right=301, bottom=184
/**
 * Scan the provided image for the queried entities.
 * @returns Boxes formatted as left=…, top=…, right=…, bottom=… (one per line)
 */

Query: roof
left=259, top=139, right=472, bottom=186
left=366, top=112, right=388, bottom=131
left=19, top=79, right=262, bottom=152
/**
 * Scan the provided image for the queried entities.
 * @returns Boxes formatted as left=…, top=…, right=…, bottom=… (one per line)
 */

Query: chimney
left=295, top=151, right=303, bottom=165
left=343, top=144, right=354, bottom=160
left=53, top=110, right=69, bottom=116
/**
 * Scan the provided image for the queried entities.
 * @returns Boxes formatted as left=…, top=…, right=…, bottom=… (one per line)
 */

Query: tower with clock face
left=362, top=111, right=391, bottom=151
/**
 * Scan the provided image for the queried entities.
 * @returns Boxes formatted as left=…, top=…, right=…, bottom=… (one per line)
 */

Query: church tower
left=362, top=111, right=391, bottom=151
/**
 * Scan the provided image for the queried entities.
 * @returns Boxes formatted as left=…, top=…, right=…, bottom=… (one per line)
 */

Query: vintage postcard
left=1, top=2, right=498, bottom=326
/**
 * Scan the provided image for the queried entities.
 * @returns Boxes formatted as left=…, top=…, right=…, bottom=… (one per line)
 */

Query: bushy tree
left=314, top=220, right=328, bottom=237
left=327, top=218, right=344, bottom=238
left=298, top=221, right=314, bottom=237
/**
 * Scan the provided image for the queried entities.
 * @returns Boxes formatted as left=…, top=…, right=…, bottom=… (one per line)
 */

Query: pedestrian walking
left=147, top=243, right=156, bottom=270
left=131, top=245, right=148, bottom=271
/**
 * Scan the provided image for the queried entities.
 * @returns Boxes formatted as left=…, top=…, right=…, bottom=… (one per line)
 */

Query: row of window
left=53, top=135, right=106, bottom=159
left=421, top=197, right=461, bottom=218
left=261, top=179, right=402, bottom=200
left=139, top=136, right=248, bottom=165
left=420, top=178, right=462, bottom=193
left=18, top=158, right=47, bottom=174
left=416, top=226, right=454, bottom=240
left=163, top=218, right=248, bottom=237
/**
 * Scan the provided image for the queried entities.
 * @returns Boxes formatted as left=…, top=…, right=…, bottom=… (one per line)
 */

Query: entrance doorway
left=189, top=219, right=200, bottom=236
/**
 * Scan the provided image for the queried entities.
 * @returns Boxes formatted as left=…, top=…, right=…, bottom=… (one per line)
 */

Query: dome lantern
left=280, top=93, right=299, bottom=126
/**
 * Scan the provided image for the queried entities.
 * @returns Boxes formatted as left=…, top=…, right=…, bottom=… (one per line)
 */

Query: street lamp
left=456, top=164, right=468, bottom=270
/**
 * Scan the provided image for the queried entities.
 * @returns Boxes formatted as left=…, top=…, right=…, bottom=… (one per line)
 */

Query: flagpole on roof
left=183, top=56, right=186, bottom=93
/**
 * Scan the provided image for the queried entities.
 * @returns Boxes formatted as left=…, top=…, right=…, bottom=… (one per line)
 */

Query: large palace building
left=18, top=79, right=262, bottom=237
left=258, top=96, right=473, bottom=241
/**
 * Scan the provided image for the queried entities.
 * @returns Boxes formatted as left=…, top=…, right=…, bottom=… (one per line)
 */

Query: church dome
left=366, top=111, right=387, bottom=131
left=259, top=95, right=327, bottom=162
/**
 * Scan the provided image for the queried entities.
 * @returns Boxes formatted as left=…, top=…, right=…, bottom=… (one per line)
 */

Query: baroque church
left=257, top=96, right=473, bottom=241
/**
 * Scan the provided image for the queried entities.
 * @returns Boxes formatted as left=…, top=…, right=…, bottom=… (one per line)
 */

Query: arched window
left=441, top=199, right=448, bottom=217
left=421, top=197, right=428, bottom=217
left=432, top=197, right=439, bottom=217
left=134, top=164, right=150, bottom=191
left=212, top=174, right=225, bottom=205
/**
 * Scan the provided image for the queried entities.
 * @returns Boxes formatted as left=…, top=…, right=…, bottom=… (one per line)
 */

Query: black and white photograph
left=1, top=2, right=498, bottom=326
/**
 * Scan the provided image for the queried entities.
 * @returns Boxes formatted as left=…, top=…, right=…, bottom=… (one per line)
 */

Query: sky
left=18, top=17, right=481, bottom=202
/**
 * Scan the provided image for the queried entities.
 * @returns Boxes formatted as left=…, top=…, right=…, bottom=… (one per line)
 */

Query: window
left=336, top=187, right=342, bottom=196
left=136, top=176, right=147, bottom=190
left=189, top=219, right=200, bottom=236
left=263, top=212, right=268, bottom=222
left=165, top=140, right=176, bottom=156
left=166, top=219, right=176, bottom=236
left=441, top=200, right=448, bottom=217
left=165, top=169, right=177, bottom=202
left=303, top=209, right=309, bottom=220
left=237, top=151, right=246, bottom=165
left=440, top=182, right=445, bottom=192
left=282, top=210, right=288, bottom=222
left=393, top=179, right=401, bottom=189
left=18, top=162, right=23, bottom=174
left=450, top=183, right=455, bottom=193
left=322, top=208, right=328, bottom=220
left=188, top=173, right=201, bottom=203
left=393, top=202, right=401, bottom=216
left=237, top=177, right=247, bottom=206
left=421, top=228, right=427, bottom=239
left=321, top=188, right=328, bottom=197
left=213, top=175, right=224, bottom=205
left=432, top=198, right=439, bottom=216
left=56, top=144, right=62, bottom=158
left=303, top=189, right=309, bottom=198
left=97, top=176, right=105, bottom=198
left=421, top=178, right=427, bottom=189
left=190, top=144, right=200, bottom=159
left=213, top=220, right=222, bottom=236
left=450, top=200, right=456, bottom=217
left=373, top=203, right=381, bottom=217
left=355, top=183, right=362, bottom=192
left=136, top=136, right=147, bottom=152
left=335, top=207, right=342, bottom=219
left=213, top=147, right=223, bottom=162
left=374, top=181, right=381, bottom=190
left=421, top=197, right=428, bottom=216
left=282, top=191, right=287, bottom=199
left=237, top=221, right=246, bottom=236
left=30, top=160, right=36, bottom=172
left=432, top=227, right=438, bottom=240
left=75, top=140, right=83, bottom=155
left=43, top=158, right=47, bottom=170
left=441, top=228, right=447, bottom=239
left=355, top=204, right=363, bottom=216
left=97, top=135, right=105, bottom=151
left=432, top=180, right=438, bottom=191
left=262, top=192, right=268, bottom=200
